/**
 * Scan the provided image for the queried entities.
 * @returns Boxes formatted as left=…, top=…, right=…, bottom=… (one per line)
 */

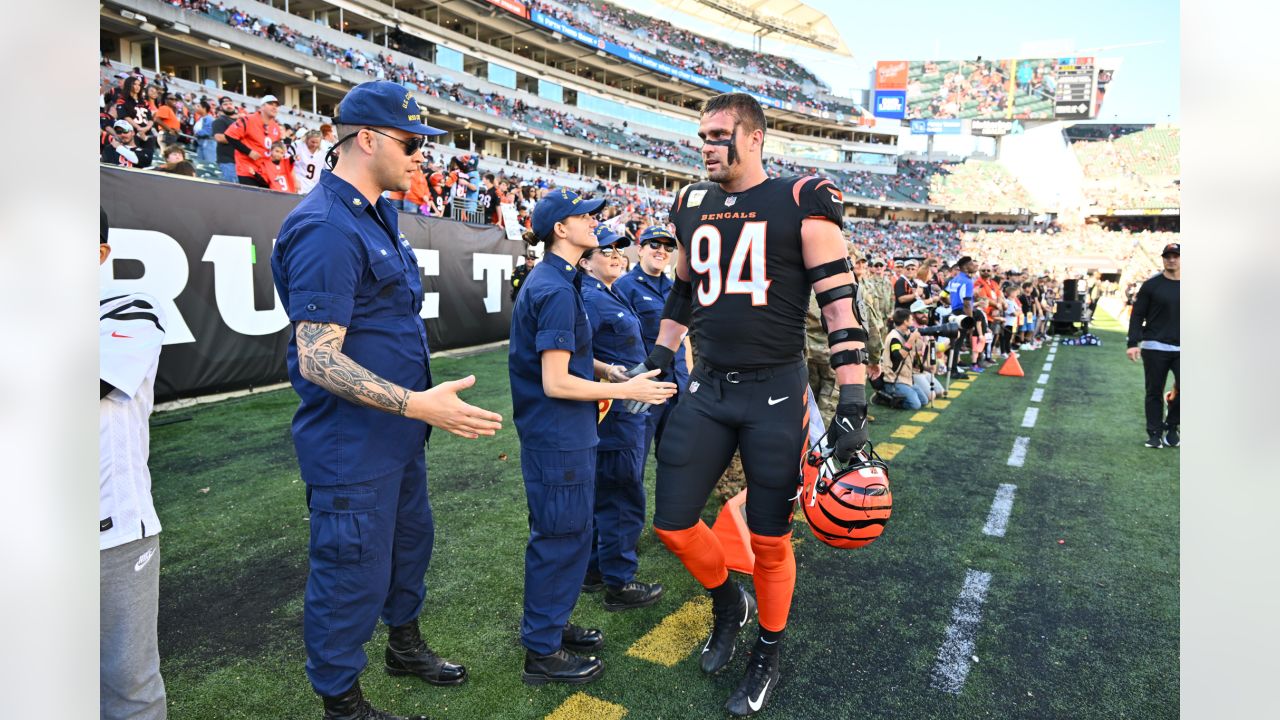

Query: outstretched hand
left=407, top=375, right=504, bottom=439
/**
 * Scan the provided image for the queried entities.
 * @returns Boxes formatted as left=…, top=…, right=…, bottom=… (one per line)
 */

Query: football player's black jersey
left=669, top=175, right=845, bottom=370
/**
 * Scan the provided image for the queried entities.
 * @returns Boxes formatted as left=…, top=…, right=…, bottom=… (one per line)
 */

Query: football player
left=625, top=92, right=870, bottom=716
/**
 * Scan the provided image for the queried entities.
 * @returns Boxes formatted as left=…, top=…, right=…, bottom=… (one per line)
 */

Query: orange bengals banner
left=876, top=60, right=909, bottom=90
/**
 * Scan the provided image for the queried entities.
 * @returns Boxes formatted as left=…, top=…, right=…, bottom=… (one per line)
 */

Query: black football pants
left=653, top=360, right=809, bottom=537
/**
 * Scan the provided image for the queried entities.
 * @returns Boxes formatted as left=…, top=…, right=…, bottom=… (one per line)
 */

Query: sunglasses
left=642, top=240, right=676, bottom=251
left=585, top=247, right=621, bottom=258
left=362, top=127, right=425, bottom=155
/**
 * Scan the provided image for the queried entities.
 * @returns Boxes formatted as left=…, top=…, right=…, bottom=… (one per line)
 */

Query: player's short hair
left=700, top=93, right=766, bottom=136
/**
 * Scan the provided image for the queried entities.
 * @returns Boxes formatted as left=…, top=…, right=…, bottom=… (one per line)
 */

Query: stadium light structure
left=169, top=22, right=190, bottom=34
left=139, top=22, right=157, bottom=33
left=327, top=74, right=341, bottom=82
left=294, top=66, right=309, bottom=75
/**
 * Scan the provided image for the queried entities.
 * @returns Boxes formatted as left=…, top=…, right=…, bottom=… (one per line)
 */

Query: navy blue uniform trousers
left=304, top=454, right=433, bottom=696
left=521, top=447, right=595, bottom=655
left=587, top=446, right=646, bottom=587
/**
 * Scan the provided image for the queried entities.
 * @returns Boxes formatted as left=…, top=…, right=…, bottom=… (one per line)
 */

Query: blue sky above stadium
left=624, top=0, right=1179, bottom=123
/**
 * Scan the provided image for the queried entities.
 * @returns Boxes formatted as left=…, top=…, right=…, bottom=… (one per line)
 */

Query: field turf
left=148, top=310, right=1178, bottom=719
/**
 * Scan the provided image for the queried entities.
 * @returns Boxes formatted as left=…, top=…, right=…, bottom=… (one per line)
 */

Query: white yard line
left=982, top=484, right=1017, bottom=537
left=1021, top=407, right=1039, bottom=428
left=1030, top=388, right=1044, bottom=402
left=1037, top=373, right=1050, bottom=384
left=930, top=569, right=994, bottom=694
left=1007, top=436, right=1030, bottom=467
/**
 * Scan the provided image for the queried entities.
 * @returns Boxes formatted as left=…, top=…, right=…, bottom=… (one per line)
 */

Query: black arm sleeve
left=660, top=277, right=693, bottom=327
left=1127, top=279, right=1151, bottom=348
left=226, top=137, right=253, bottom=155
left=100, top=379, right=115, bottom=399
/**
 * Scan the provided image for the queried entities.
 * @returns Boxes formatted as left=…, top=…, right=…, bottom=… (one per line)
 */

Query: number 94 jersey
left=669, top=175, right=845, bottom=370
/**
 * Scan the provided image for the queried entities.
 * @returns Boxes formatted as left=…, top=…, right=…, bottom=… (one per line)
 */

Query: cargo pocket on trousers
left=308, top=487, right=378, bottom=566
left=528, top=463, right=593, bottom=538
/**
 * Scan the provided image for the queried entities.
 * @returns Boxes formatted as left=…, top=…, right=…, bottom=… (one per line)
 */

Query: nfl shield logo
left=724, top=196, right=737, bottom=207
left=690, top=381, right=700, bottom=394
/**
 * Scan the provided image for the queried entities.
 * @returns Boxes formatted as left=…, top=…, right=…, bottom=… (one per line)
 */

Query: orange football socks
left=749, top=532, right=795, bottom=633
left=654, top=523, right=729, bottom=590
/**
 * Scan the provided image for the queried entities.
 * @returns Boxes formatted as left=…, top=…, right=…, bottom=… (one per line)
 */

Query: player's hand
left=620, top=368, right=677, bottom=406
left=606, top=365, right=631, bottom=384
left=829, top=385, right=870, bottom=463
left=249, top=149, right=262, bottom=160
left=406, top=375, right=503, bottom=439
left=622, top=345, right=676, bottom=413
left=1126, top=347, right=1141, bottom=362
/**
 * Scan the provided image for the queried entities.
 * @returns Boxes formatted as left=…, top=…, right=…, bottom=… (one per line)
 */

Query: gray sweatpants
left=101, top=535, right=167, bottom=720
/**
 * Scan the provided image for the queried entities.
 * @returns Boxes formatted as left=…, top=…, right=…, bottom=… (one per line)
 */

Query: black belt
left=698, top=359, right=804, bottom=384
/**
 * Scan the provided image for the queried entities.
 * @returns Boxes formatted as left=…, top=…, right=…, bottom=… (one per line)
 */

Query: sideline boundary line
left=930, top=569, right=994, bottom=694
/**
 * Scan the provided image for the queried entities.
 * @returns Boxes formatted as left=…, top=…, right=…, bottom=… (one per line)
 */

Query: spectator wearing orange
left=224, top=94, right=283, bottom=188
left=268, top=144, right=297, bottom=193
left=405, top=164, right=431, bottom=214
left=152, top=93, right=181, bottom=146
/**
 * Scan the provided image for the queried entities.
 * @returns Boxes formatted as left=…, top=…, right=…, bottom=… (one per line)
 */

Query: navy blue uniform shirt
left=580, top=276, right=646, bottom=451
left=509, top=252, right=598, bottom=452
left=613, top=265, right=688, bottom=381
left=271, top=170, right=432, bottom=486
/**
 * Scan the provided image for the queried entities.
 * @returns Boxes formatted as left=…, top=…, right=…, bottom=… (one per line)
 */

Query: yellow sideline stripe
left=949, top=381, right=972, bottom=389
left=948, top=389, right=965, bottom=398
left=892, top=425, right=923, bottom=439
left=932, top=399, right=951, bottom=409
left=626, top=597, right=712, bottom=667
left=877, top=442, right=905, bottom=460
left=545, top=693, right=627, bottom=720
left=911, top=411, right=940, bottom=423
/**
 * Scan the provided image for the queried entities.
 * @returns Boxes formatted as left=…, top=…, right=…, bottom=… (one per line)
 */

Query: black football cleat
left=725, top=646, right=781, bottom=717
left=603, top=581, right=664, bottom=611
left=561, top=623, right=604, bottom=654
left=521, top=648, right=603, bottom=686
left=700, top=583, right=756, bottom=674
left=385, top=622, right=467, bottom=686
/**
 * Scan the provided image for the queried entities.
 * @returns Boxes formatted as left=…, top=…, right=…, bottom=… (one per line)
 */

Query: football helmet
left=800, top=439, right=892, bottom=549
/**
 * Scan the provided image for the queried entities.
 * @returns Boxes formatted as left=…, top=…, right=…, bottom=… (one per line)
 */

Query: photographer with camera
left=909, top=300, right=946, bottom=404
left=879, top=308, right=929, bottom=410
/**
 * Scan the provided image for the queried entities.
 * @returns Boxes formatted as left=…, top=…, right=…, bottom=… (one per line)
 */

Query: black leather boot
left=562, top=623, right=604, bottom=653
left=385, top=622, right=468, bottom=686
left=321, top=680, right=428, bottom=720
left=603, top=581, right=664, bottom=611
left=521, top=648, right=604, bottom=685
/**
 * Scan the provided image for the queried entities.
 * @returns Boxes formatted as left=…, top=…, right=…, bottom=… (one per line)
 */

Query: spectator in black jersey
left=1127, top=243, right=1180, bottom=448
left=893, top=258, right=921, bottom=310
left=101, top=120, right=152, bottom=169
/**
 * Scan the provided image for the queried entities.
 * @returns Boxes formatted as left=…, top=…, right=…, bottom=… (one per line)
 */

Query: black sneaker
left=581, top=571, right=605, bottom=593
left=949, top=368, right=969, bottom=380
left=1145, top=432, right=1163, bottom=449
left=603, top=581, right=664, bottom=611
left=1163, top=427, right=1179, bottom=448
left=725, top=647, right=781, bottom=717
left=561, top=623, right=604, bottom=653
left=521, top=648, right=603, bottom=686
left=700, top=584, right=756, bottom=674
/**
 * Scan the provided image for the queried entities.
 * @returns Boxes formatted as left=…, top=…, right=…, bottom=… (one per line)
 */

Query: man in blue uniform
left=613, top=225, right=689, bottom=457
left=580, top=225, right=665, bottom=610
left=271, top=80, right=503, bottom=720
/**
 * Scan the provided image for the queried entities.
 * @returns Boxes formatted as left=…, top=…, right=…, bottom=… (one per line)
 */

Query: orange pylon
left=997, top=352, right=1025, bottom=377
left=711, top=489, right=755, bottom=574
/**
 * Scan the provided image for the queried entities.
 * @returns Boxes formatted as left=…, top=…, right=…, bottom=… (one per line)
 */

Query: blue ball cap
left=638, top=226, right=677, bottom=245
left=334, top=81, right=447, bottom=136
left=593, top=224, right=630, bottom=248
left=532, top=188, right=605, bottom=241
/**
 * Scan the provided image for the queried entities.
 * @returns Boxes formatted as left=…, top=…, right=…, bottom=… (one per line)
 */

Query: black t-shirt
left=625, top=219, right=642, bottom=240
left=212, top=114, right=237, bottom=163
left=1127, top=273, right=1180, bottom=348
left=893, top=275, right=915, bottom=309
left=484, top=187, right=502, bottom=223
left=101, top=142, right=152, bottom=169
left=669, top=175, right=844, bottom=369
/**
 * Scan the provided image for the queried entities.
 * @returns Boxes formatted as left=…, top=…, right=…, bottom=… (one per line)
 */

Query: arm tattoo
left=295, top=321, right=412, bottom=416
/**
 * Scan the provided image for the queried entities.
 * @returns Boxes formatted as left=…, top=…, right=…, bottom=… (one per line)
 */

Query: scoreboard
left=1054, top=57, right=1097, bottom=119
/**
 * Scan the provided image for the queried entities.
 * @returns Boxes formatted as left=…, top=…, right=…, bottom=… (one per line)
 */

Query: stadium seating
left=1071, top=127, right=1180, bottom=210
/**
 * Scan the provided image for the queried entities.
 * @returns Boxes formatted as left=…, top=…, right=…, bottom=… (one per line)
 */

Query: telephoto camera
left=916, top=315, right=975, bottom=338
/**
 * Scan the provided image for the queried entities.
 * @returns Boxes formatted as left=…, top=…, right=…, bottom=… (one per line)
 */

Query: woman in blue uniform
left=578, top=225, right=665, bottom=611
left=508, top=189, right=677, bottom=686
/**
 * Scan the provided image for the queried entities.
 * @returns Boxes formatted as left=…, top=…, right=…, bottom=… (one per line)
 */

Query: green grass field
left=149, top=311, right=1178, bottom=719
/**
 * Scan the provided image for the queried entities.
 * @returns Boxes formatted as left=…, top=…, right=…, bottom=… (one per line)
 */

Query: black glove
left=828, top=384, right=869, bottom=463
left=622, top=345, right=675, bottom=414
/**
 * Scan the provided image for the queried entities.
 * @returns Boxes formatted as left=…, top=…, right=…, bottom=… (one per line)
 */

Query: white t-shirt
left=99, top=290, right=166, bottom=551
left=293, top=141, right=324, bottom=194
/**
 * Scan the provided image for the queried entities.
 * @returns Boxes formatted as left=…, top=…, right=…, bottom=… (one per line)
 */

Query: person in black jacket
left=1126, top=243, right=1180, bottom=448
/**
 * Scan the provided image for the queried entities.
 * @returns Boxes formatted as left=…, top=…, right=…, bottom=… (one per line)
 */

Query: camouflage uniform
left=862, top=271, right=893, bottom=364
